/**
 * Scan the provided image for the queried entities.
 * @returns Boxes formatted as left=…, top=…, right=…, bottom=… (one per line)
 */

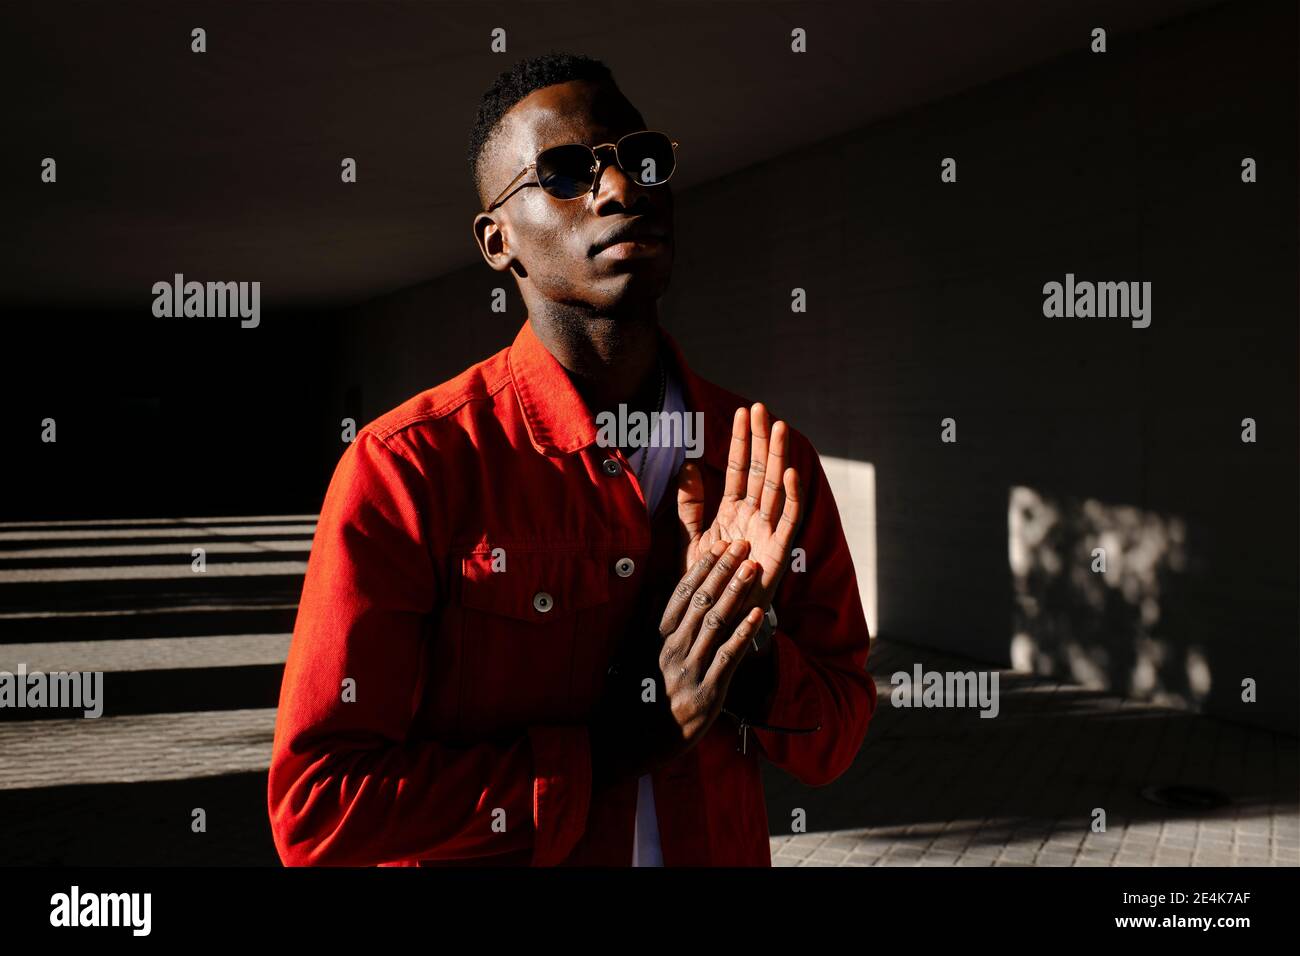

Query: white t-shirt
left=626, top=364, right=686, bottom=867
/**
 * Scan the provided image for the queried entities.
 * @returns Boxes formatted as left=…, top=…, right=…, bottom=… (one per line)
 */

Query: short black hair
left=467, top=51, right=616, bottom=206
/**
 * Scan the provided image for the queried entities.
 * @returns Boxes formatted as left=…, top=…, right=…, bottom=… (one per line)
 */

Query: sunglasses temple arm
left=487, top=165, right=534, bottom=212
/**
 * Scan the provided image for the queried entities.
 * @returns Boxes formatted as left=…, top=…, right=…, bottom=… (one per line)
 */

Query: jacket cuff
left=753, top=628, right=823, bottom=735
left=527, top=724, right=592, bottom=866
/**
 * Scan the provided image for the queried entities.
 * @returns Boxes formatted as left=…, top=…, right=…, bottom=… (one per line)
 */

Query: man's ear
left=472, top=213, right=520, bottom=274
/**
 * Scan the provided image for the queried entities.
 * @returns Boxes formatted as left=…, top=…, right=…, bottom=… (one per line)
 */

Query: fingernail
left=737, top=563, right=753, bottom=581
left=728, top=540, right=746, bottom=556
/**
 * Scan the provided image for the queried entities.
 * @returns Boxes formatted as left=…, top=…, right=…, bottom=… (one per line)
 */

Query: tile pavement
left=766, top=640, right=1299, bottom=866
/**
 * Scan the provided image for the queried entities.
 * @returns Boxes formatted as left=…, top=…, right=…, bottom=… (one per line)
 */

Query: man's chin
left=589, top=269, right=672, bottom=312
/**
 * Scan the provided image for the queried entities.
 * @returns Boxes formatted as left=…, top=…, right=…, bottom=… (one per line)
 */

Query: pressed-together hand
left=677, top=402, right=803, bottom=614
left=589, top=539, right=763, bottom=786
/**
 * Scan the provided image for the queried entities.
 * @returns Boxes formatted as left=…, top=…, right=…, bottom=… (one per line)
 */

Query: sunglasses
left=486, top=130, right=679, bottom=212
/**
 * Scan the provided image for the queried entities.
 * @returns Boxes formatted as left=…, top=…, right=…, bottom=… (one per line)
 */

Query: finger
left=676, top=461, right=706, bottom=546
left=660, top=539, right=727, bottom=641
left=676, top=540, right=751, bottom=655
left=724, top=407, right=749, bottom=502
left=686, top=558, right=760, bottom=674
left=758, top=419, right=788, bottom=525
left=744, top=403, right=770, bottom=508
left=776, top=467, right=803, bottom=544
left=701, top=606, right=762, bottom=697
left=762, top=467, right=803, bottom=592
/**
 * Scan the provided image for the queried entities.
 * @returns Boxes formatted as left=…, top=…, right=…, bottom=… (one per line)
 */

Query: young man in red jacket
left=267, top=52, right=876, bottom=867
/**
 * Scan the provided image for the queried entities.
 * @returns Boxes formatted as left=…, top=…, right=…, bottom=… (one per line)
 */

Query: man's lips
left=589, top=222, right=670, bottom=257
left=594, top=237, right=667, bottom=259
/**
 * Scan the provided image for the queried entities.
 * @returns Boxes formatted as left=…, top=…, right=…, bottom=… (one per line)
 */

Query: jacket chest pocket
left=455, top=549, right=612, bottom=737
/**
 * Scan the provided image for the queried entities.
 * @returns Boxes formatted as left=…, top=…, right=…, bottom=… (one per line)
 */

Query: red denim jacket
left=267, top=318, right=876, bottom=866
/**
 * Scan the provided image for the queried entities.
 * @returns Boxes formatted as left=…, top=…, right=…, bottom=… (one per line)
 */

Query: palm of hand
left=686, top=495, right=787, bottom=594
left=678, top=403, right=803, bottom=603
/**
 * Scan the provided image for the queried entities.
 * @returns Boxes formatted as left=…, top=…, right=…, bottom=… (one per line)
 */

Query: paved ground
left=0, top=516, right=1295, bottom=866
left=767, top=643, right=1298, bottom=867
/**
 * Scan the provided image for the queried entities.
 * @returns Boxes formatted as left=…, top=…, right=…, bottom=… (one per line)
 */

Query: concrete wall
left=334, top=0, right=1297, bottom=732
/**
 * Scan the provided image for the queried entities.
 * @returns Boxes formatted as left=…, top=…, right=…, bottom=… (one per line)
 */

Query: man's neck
left=527, top=302, right=662, bottom=413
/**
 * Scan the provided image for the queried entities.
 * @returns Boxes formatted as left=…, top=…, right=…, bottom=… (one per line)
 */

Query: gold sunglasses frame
left=485, top=130, right=679, bottom=212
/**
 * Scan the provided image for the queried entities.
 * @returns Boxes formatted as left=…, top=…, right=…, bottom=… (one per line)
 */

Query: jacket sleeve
left=748, top=432, right=877, bottom=787
left=267, top=429, right=591, bottom=866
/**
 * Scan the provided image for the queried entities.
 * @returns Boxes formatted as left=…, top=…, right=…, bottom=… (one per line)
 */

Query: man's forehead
left=500, top=80, right=643, bottom=158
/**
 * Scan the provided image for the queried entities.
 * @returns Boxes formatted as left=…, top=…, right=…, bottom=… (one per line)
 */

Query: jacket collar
left=507, top=318, right=731, bottom=472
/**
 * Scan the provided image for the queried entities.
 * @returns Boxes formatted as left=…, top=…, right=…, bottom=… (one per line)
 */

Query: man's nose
left=589, top=150, right=651, bottom=209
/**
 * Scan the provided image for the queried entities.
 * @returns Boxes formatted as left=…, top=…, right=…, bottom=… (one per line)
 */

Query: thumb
left=676, top=461, right=705, bottom=544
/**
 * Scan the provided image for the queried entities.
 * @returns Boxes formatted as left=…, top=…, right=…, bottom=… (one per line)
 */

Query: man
left=267, top=52, right=876, bottom=867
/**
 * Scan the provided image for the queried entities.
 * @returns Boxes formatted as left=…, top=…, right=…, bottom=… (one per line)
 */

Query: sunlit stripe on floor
left=0, top=515, right=318, bottom=530
left=0, top=561, right=309, bottom=583
left=0, top=634, right=292, bottom=673
left=181, top=515, right=317, bottom=524
left=0, top=540, right=314, bottom=560
left=0, top=708, right=276, bottom=790
left=0, top=525, right=316, bottom=543
left=0, top=603, right=299, bottom=620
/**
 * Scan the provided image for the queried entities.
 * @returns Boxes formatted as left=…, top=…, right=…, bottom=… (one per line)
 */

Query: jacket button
left=601, top=458, right=623, bottom=476
left=614, top=557, right=635, bottom=578
left=532, top=591, right=554, bottom=613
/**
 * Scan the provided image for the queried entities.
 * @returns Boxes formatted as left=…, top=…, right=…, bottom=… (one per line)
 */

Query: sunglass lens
left=618, top=132, right=675, bottom=186
left=536, top=144, right=597, bottom=199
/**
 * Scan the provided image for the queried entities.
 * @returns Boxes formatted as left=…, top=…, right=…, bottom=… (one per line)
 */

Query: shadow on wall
left=1007, top=486, right=1282, bottom=731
